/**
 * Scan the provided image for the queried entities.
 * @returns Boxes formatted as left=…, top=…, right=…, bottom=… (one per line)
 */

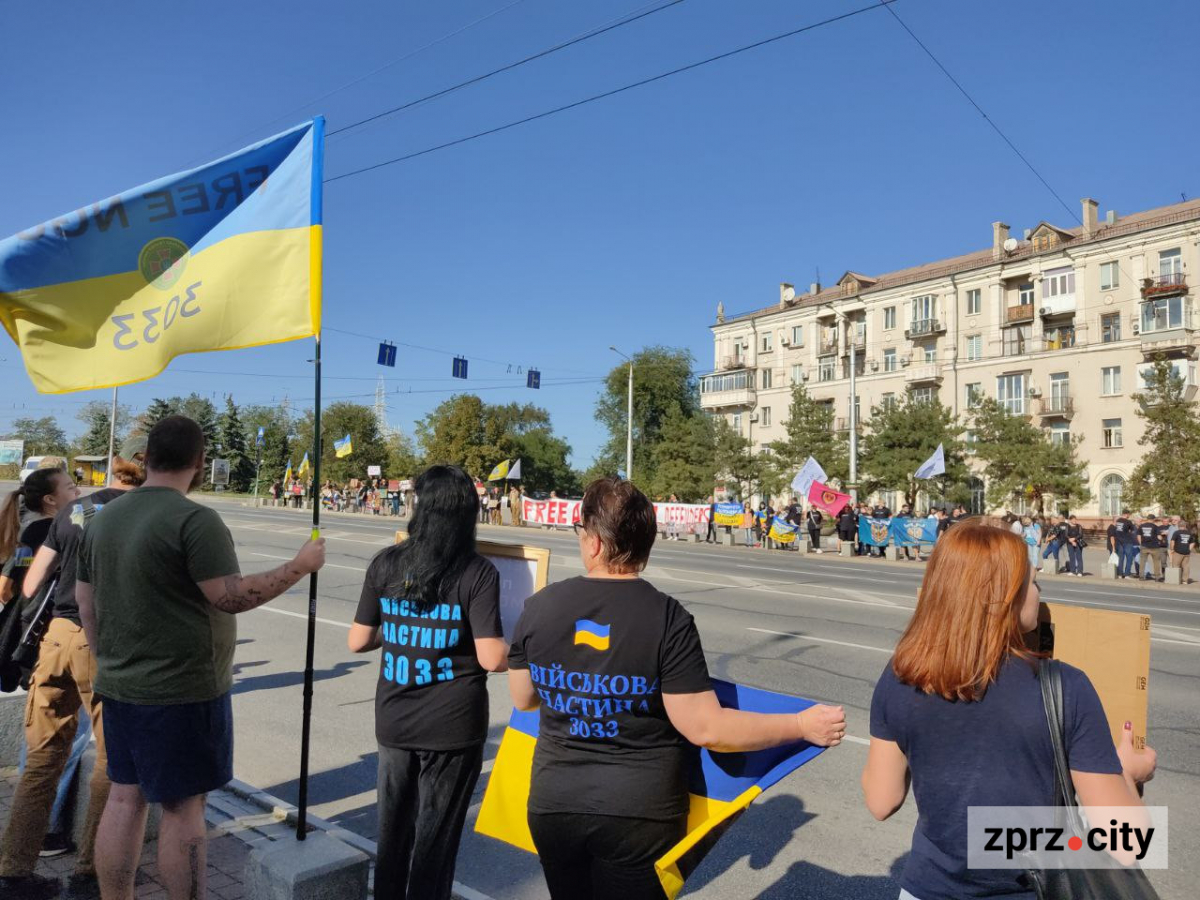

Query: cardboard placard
left=394, top=532, right=549, bottom=641
left=1034, top=602, right=1150, bottom=751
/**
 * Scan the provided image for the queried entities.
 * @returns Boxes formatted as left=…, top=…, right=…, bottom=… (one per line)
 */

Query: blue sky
left=4, top=0, right=1198, bottom=465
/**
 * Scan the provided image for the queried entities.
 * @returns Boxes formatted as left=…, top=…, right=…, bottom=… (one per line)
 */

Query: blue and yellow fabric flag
left=297, top=452, right=310, bottom=479
left=475, top=679, right=826, bottom=899
left=712, top=501, right=743, bottom=527
left=284, top=461, right=294, bottom=484
left=334, top=434, right=353, bottom=458
left=0, top=119, right=324, bottom=394
left=488, top=459, right=511, bottom=481
left=767, top=515, right=798, bottom=544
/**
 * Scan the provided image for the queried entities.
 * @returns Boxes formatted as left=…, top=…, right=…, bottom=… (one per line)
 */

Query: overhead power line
left=325, top=0, right=897, bottom=184
left=328, top=0, right=692, bottom=138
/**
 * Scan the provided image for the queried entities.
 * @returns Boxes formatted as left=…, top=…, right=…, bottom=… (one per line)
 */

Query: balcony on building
left=819, top=334, right=839, bottom=355
left=841, top=357, right=865, bottom=379
left=904, top=364, right=943, bottom=384
left=1039, top=294, right=1077, bottom=317
left=700, top=367, right=756, bottom=410
left=1035, top=395, right=1074, bottom=418
left=1139, top=296, right=1198, bottom=357
left=1140, top=272, right=1188, bottom=299
left=1005, top=303, right=1035, bottom=324
left=1041, top=324, right=1077, bottom=352
left=905, top=318, right=945, bottom=340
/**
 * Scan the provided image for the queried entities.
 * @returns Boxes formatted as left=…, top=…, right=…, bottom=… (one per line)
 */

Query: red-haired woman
left=861, top=521, right=1157, bottom=899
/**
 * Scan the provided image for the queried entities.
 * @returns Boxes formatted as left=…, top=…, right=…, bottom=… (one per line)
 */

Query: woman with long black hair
left=348, top=465, right=507, bottom=900
left=0, top=468, right=79, bottom=606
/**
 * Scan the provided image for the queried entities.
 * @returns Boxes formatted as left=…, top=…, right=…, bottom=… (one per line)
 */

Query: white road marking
left=843, top=735, right=870, bottom=746
left=255, top=606, right=350, bottom=629
left=747, top=626, right=893, bottom=654
left=252, top=551, right=367, bottom=572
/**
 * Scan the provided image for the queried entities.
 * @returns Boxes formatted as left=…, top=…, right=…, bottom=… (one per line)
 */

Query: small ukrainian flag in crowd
left=334, top=434, right=353, bottom=458
left=477, top=680, right=827, bottom=899
left=284, top=461, right=294, bottom=483
left=573, top=619, right=610, bottom=651
left=297, top=452, right=310, bottom=478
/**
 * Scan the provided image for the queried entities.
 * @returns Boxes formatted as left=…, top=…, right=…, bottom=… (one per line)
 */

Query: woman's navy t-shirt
left=870, top=656, right=1122, bottom=900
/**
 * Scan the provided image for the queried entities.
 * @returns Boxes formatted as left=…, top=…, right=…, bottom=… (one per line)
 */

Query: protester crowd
left=0, top=419, right=1164, bottom=900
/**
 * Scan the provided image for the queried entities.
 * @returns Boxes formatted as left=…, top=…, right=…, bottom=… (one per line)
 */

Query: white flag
left=915, top=444, right=946, bottom=479
left=507, top=459, right=522, bottom=480
left=790, top=456, right=827, bottom=498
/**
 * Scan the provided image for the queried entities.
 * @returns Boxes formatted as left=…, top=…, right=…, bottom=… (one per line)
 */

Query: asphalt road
left=2, top=485, right=1195, bottom=898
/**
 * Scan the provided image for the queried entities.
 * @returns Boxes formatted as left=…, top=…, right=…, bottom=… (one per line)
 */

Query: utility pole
left=105, top=387, right=118, bottom=487
left=610, top=347, right=634, bottom=482
left=823, top=304, right=859, bottom=503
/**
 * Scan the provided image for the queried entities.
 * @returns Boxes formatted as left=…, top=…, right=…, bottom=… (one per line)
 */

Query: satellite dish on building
left=1003, top=237, right=1019, bottom=253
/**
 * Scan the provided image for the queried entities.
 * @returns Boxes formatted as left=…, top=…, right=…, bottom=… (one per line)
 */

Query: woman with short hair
left=348, top=466, right=508, bottom=900
left=861, top=522, right=1157, bottom=899
left=508, top=477, right=845, bottom=899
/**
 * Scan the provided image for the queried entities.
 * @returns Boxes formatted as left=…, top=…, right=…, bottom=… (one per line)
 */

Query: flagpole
left=105, top=386, right=118, bottom=486
left=297, top=114, right=324, bottom=841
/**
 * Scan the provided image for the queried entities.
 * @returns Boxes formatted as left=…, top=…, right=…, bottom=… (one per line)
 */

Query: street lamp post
left=822, top=305, right=858, bottom=504
left=610, top=347, right=633, bottom=482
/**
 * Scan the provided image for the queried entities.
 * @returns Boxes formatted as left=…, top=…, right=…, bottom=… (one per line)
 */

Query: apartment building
left=701, top=197, right=1200, bottom=519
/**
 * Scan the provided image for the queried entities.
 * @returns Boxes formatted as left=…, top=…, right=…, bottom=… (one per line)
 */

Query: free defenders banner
left=521, top=497, right=712, bottom=530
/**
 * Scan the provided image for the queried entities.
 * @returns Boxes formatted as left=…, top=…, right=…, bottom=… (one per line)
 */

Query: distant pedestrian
left=1114, top=509, right=1138, bottom=578
left=1064, top=514, right=1085, bottom=577
left=705, top=496, right=717, bottom=543
left=509, top=486, right=523, bottom=527
left=1138, top=514, right=1165, bottom=581
left=1020, top=516, right=1040, bottom=570
left=836, top=503, right=856, bottom=553
left=1170, top=519, right=1193, bottom=584
left=806, top=506, right=824, bottom=553
left=741, top=503, right=754, bottom=548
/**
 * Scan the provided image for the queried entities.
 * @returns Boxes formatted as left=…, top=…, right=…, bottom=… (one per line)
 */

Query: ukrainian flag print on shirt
left=573, top=619, right=610, bottom=651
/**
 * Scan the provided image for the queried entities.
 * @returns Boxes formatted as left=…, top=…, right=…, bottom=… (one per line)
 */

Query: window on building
left=966, top=289, right=981, bottom=316
left=1101, top=313, right=1121, bottom=343
left=1101, top=366, right=1122, bottom=395
left=819, top=356, right=836, bottom=382
left=791, top=325, right=804, bottom=346
left=700, top=370, right=752, bottom=394
left=1103, top=418, right=1123, bottom=448
left=1159, top=247, right=1183, bottom=277
left=850, top=395, right=860, bottom=427
left=791, top=365, right=804, bottom=385
left=965, top=383, right=983, bottom=408
left=921, top=346, right=935, bottom=363
left=1100, top=262, right=1120, bottom=291
left=967, top=476, right=985, bottom=513
left=1046, top=424, right=1075, bottom=448
left=883, top=348, right=897, bottom=372
left=966, top=334, right=983, bottom=361
left=761, top=332, right=773, bottom=353
left=997, top=373, right=1026, bottom=415
left=1003, top=324, right=1031, bottom=356
left=884, top=307, right=896, bottom=330
left=1100, top=473, right=1125, bottom=516
left=761, top=407, right=771, bottom=427
left=1044, top=323, right=1076, bottom=350
left=1141, top=295, right=1191, bottom=332
left=964, top=430, right=978, bottom=455
left=732, top=413, right=742, bottom=432
left=1049, top=372, right=1070, bottom=411
left=1138, top=359, right=1198, bottom=390
left=911, top=294, right=936, bottom=326
left=1019, top=284, right=1035, bottom=306
left=1043, top=267, right=1075, bottom=298
left=881, top=392, right=896, bottom=411
left=910, top=386, right=935, bottom=405
left=761, top=368, right=772, bottom=389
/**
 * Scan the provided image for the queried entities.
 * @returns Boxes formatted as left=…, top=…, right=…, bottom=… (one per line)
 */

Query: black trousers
left=375, top=743, right=483, bottom=900
left=529, top=810, right=686, bottom=900
left=808, top=526, right=821, bottom=549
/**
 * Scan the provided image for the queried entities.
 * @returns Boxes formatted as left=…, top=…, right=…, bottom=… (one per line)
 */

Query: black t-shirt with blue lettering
left=355, top=552, right=502, bottom=751
left=508, top=576, right=711, bottom=821
left=870, top=656, right=1122, bottom=900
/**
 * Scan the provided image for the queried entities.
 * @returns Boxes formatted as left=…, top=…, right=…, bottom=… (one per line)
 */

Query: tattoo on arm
left=207, top=563, right=305, bottom=614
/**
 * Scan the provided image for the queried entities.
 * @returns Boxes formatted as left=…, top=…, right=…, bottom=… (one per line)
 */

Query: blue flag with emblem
left=475, top=680, right=826, bottom=899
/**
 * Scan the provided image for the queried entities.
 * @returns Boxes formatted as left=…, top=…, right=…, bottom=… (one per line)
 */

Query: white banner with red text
left=520, top=497, right=710, bottom=531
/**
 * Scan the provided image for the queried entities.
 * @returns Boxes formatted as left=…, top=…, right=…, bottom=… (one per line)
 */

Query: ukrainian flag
left=0, top=119, right=323, bottom=394
left=767, top=515, right=798, bottom=545
left=712, top=501, right=743, bottom=527
left=573, top=619, right=610, bottom=651
left=297, top=452, right=310, bottom=479
left=334, top=434, right=352, bottom=458
left=283, top=461, right=294, bottom=483
left=476, top=680, right=826, bottom=899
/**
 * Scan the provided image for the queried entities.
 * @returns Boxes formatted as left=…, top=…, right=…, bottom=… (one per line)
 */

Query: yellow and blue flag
left=0, top=119, right=324, bottom=394
left=712, top=501, right=743, bottom=527
left=334, top=434, right=353, bottom=458
left=572, top=619, right=610, bottom=652
left=284, top=461, right=294, bottom=484
left=488, top=459, right=511, bottom=481
left=476, top=679, right=826, bottom=899
left=767, top=516, right=798, bottom=545
left=297, top=452, right=310, bottom=479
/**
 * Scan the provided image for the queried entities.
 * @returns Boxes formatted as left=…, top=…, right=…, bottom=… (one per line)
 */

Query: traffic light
left=526, top=369, right=541, bottom=389
left=453, top=356, right=469, bottom=379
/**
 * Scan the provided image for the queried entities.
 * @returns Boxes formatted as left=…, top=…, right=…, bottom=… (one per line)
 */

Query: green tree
left=175, top=394, right=219, bottom=448
left=241, top=405, right=293, bottom=487
left=136, top=397, right=178, bottom=434
left=510, top=429, right=580, bottom=496
left=594, top=347, right=697, bottom=489
left=73, top=401, right=133, bottom=457
left=767, top=385, right=849, bottom=490
left=4, top=416, right=69, bottom=457
left=858, top=396, right=970, bottom=509
left=294, top=402, right=389, bottom=484
left=215, top=397, right=254, bottom=492
left=713, top=417, right=761, bottom=501
left=385, top=431, right=422, bottom=480
left=416, top=395, right=506, bottom=480
left=649, top=406, right=716, bottom=501
left=972, top=398, right=1091, bottom=515
left=1125, top=356, right=1200, bottom=518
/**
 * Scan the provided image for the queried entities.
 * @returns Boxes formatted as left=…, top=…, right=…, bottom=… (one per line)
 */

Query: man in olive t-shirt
left=76, top=416, right=325, bottom=900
